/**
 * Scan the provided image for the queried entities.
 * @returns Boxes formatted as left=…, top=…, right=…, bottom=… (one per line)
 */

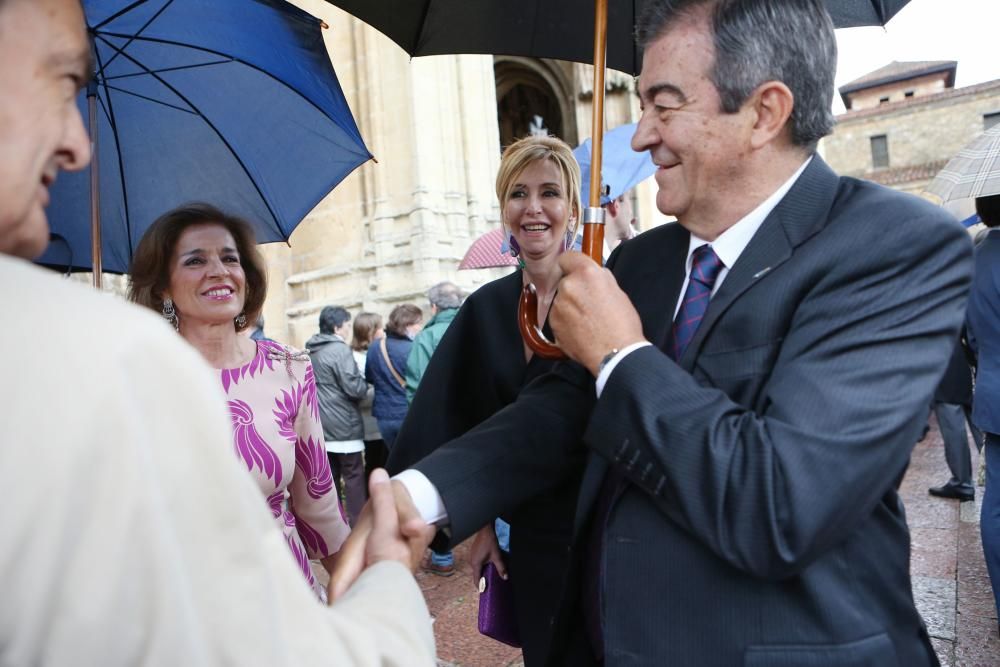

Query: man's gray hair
left=637, top=0, right=836, bottom=149
left=427, top=281, right=463, bottom=310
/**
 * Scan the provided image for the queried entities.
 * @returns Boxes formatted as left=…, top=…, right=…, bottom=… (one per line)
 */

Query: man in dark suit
left=927, top=337, right=980, bottom=501
left=332, top=1, right=972, bottom=664
left=966, top=193, right=1000, bottom=627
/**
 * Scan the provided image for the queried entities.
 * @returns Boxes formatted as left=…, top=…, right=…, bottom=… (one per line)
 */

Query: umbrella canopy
left=574, top=123, right=656, bottom=206
left=925, top=126, right=1000, bottom=204
left=40, top=0, right=371, bottom=274
left=458, top=227, right=519, bottom=270
left=322, top=0, right=910, bottom=77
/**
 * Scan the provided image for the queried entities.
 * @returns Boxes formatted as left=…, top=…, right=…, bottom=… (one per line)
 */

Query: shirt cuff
left=594, top=341, right=653, bottom=398
left=393, top=469, right=448, bottom=525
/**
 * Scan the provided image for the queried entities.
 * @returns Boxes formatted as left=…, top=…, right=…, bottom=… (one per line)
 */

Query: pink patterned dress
left=219, top=339, right=350, bottom=597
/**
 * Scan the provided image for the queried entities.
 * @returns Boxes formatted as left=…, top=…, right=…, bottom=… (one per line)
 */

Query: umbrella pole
left=88, top=81, right=102, bottom=289
left=580, top=0, right=608, bottom=261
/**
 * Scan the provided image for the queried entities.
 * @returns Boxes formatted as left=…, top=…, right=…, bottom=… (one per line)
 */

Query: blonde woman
left=387, top=135, right=584, bottom=663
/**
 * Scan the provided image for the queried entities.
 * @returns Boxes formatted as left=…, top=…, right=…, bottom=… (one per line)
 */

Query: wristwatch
left=597, top=348, right=620, bottom=375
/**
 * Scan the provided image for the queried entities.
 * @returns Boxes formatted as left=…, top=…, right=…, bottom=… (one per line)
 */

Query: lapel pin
left=752, top=267, right=773, bottom=280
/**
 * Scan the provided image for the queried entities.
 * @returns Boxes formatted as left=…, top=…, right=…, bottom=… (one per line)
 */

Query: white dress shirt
left=400, top=157, right=812, bottom=526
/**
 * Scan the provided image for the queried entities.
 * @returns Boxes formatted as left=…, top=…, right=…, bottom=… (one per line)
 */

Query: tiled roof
left=836, top=79, right=1000, bottom=121
left=861, top=159, right=950, bottom=186
left=840, top=60, right=957, bottom=94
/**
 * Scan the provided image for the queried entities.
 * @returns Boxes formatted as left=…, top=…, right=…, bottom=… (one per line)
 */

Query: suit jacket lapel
left=678, top=156, right=841, bottom=369
left=626, top=222, right=690, bottom=349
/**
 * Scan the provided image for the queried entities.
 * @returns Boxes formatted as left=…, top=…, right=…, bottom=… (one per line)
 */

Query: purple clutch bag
left=477, top=560, right=521, bottom=647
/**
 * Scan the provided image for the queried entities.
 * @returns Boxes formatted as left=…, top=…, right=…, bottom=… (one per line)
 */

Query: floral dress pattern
left=219, top=339, right=350, bottom=597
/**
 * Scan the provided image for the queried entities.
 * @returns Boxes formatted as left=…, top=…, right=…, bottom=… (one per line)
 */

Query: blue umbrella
left=573, top=123, right=656, bottom=207
left=40, top=0, right=371, bottom=277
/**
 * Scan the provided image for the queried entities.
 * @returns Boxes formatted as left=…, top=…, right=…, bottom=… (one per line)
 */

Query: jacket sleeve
left=966, top=310, right=980, bottom=358
left=585, top=211, right=973, bottom=580
left=364, top=346, right=375, bottom=384
left=412, top=360, right=594, bottom=543
left=404, top=335, right=434, bottom=404
left=288, top=361, right=350, bottom=558
left=335, top=346, right=369, bottom=402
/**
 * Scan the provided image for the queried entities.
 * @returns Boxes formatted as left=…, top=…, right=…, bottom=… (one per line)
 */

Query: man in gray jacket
left=307, top=306, right=369, bottom=526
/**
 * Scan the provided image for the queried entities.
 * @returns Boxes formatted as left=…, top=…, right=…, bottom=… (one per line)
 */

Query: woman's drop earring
left=508, top=232, right=521, bottom=258
left=162, top=298, right=179, bottom=332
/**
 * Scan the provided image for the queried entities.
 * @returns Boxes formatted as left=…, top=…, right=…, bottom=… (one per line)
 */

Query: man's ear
left=606, top=198, right=620, bottom=218
left=749, top=81, right=794, bottom=150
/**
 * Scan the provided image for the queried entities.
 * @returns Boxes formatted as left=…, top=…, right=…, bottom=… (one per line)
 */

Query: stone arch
left=494, top=57, right=578, bottom=150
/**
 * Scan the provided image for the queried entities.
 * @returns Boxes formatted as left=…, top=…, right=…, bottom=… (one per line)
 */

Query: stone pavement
left=416, top=417, right=1000, bottom=666
left=904, top=417, right=999, bottom=666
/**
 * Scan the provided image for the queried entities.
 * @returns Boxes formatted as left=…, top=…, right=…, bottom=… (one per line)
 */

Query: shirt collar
left=686, top=156, right=812, bottom=271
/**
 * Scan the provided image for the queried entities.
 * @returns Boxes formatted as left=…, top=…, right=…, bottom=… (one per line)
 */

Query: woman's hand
left=469, top=524, right=506, bottom=588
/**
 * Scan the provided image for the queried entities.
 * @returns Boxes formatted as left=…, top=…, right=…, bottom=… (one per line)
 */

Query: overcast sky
left=833, top=0, right=1000, bottom=112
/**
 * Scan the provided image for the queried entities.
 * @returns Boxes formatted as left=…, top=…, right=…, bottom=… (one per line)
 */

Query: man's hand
left=550, top=252, right=646, bottom=376
left=327, top=469, right=434, bottom=602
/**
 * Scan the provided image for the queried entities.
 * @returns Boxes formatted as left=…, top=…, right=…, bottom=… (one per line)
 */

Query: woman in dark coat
left=388, top=135, right=587, bottom=665
left=365, top=303, right=422, bottom=448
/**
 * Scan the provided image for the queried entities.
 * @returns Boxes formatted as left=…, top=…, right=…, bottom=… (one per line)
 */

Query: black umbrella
left=323, top=1, right=912, bottom=77
left=325, top=0, right=912, bottom=356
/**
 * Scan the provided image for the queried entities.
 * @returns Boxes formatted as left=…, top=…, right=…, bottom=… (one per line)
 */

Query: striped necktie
left=670, top=244, right=724, bottom=361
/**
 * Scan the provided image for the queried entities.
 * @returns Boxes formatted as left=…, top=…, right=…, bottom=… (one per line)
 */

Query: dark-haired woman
left=129, top=203, right=349, bottom=599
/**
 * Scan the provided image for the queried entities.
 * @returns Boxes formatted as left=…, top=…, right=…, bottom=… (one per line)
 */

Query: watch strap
left=597, top=348, right=620, bottom=375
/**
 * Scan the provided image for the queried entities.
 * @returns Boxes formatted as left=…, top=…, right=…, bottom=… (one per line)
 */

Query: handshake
left=327, top=469, right=435, bottom=602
